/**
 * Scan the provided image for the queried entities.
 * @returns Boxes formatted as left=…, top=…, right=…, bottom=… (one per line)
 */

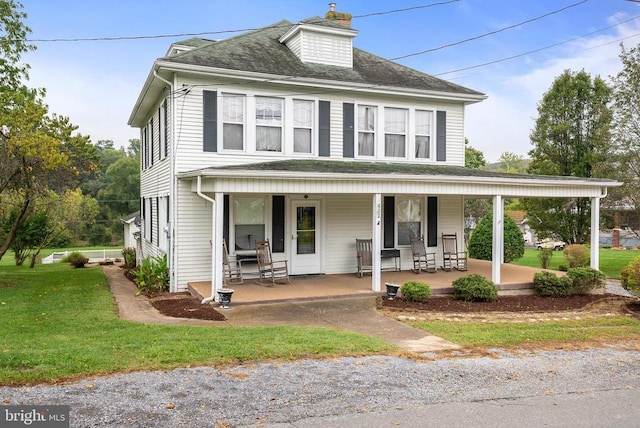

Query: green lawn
left=510, top=248, right=640, bottom=279
left=0, top=263, right=394, bottom=385
left=409, top=317, right=640, bottom=348
left=0, top=247, right=123, bottom=267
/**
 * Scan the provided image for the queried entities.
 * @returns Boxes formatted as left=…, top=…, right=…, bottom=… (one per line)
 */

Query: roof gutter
left=177, top=168, right=621, bottom=188
left=155, top=60, right=487, bottom=103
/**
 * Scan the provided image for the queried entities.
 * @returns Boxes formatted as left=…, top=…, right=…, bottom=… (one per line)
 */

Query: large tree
left=522, top=69, right=612, bottom=244
left=607, top=43, right=640, bottom=232
left=0, top=1, right=97, bottom=259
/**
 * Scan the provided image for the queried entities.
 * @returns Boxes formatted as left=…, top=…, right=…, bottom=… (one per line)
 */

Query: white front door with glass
left=291, top=200, right=322, bottom=274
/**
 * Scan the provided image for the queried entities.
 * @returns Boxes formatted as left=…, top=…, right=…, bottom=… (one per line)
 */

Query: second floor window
left=358, top=105, right=376, bottom=156
left=385, top=107, right=407, bottom=158
left=415, top=110, right=432, bottom=158
left=293, top=99, right=313, bottom=153
left=256, top=97, right=283, bottom=152
left=223, top=94, right=244, bottom=150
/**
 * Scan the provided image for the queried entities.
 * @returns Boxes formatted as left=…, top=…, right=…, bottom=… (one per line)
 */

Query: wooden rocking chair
left=441, top=233, right=467, bottom=271
left=255, top=239, right=289, bottom=285
left=222, top=239, right=243, bottom=285
left=410, top=237, right=436, bottom=273
left=355, top=239, right=373, bottom=277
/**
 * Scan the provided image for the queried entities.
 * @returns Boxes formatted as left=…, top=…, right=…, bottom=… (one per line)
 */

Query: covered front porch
left=189, top=259, right=548, bottom=305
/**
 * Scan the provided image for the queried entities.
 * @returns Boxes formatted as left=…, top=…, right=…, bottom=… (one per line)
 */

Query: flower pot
left=217, top=288, right=235, bottom=308
left=385, top=283, right=400, bottom=300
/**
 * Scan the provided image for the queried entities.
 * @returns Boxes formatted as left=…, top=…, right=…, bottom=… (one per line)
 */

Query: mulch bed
left=379, top=293, right=622, bottom=313
left=150, top=296, right=227, bottom=321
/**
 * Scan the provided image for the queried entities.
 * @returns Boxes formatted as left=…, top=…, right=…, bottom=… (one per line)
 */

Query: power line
left=435, top=14, right=640, bottom=76
left=18, top=1, right=459, bottom=43
left=391, top=0, right=588, bottom=61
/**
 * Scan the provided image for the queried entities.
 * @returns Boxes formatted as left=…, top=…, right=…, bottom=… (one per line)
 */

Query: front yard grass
left=510, top=248, right=640, bottom=279
left=408, top=317, right=640, bottom=348
left=0, top=263, right=394, bottom=385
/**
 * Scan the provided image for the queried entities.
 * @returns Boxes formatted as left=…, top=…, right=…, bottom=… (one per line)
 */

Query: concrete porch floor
left=189, top=259, right=547, bottom=304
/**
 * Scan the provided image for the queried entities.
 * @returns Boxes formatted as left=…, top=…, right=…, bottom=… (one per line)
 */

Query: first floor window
left=358, top=105, right=376, bottom=156
left=397, top=198, right=421, bottom=245
left=293, top=99, right=313, bottom=153
left=415, top=110, right=432, bottom=158
left=233, top=197, right=265, bottom=250
left=256, top=97, right=283, bottom=152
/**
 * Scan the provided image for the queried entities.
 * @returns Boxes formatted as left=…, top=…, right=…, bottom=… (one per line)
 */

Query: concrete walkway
left=103, top=264, right=460, bottom=353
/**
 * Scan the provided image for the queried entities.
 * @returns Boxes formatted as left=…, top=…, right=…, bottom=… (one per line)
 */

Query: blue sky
left=18, top=0, right=640, bottom=162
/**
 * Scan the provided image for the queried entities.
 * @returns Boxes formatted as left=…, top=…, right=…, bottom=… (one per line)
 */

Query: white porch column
left=212, top=192, right=225, bottom=301
left=492, top=195, right=504, bottom=284
left=591, top=196, right=600, bottom=271
left=372, top=193, right=382, bottom=292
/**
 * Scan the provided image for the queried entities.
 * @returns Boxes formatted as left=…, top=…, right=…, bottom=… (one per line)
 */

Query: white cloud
left=465, top=16, right=640, bottom=163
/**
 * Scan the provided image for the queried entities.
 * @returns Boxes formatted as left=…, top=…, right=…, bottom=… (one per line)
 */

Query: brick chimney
left=325, top=3, right=352, bottom=28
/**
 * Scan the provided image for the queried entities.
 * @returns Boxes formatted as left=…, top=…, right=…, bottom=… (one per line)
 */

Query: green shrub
left=132, top=254, right=169, bottom=296
left=537, top=248, right=553, bottom=269
left=400, top=281, right=431, bottom=301
left=533, top=271, right=572, bottom=296
left=468, top=212, right=524, bottom=263
left=565, top=267, right=606, bottom=295
left=621, top=256, right=640, bottom=293
left=558, top=264, right=569, bottom=272
left=563, top=244, right=590, bottom=268
left=122, top=247, right=137, bottom=269
left=452, top=274, right=498, bottom=302
left=63, top=251, right=89, bottom=268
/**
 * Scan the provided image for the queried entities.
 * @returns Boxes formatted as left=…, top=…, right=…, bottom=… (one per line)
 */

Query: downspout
left=196, top=175, right=218, bottom=304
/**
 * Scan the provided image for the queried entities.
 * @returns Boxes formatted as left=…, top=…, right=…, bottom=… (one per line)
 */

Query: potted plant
left=217, top=288, right=235, bottom=308
left=385, top=283, right=400, bottom=300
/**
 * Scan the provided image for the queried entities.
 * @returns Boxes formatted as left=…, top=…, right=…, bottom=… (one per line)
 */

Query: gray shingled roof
left=208, top=159, right=618, bottom=183
left=162, top=18, right=483, bottom=96
left=170, top=37, right=217, bottom=49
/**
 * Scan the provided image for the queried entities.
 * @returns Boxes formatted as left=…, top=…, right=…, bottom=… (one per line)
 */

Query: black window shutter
left=155, top=197, right=159, bottom=245
left=427, top=196, right=438, bottom=247
left=203, top=91, right=217, bottom=152
left=149, top=198, right=154, bottom=243
left=142, top=127, right=147, bottom=169
left=163, top=98, right=169, bottom=157
left=319, top=101, right=330, bottom=157
left=150, top=118, right=154, bottom=165
left=436, top=110, right=446, bottom=161
left=343, top=103, right=354, bottom=158
left=141, top=198, right=146, bottom=238
left=272, top=196, right=285, bottom=252
left=383, top=196, right=395, bottom=249
left=223, top=195, right=230, bottom=248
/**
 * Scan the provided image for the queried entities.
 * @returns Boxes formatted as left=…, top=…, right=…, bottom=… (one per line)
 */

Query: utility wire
left=391, top=0, right=588, bottom=60
left=18, top=1, right=459, bottom=43
left=435, top=14, right=640, bottom=76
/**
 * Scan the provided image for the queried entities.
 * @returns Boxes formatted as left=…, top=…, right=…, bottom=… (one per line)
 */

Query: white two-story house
left=128, top=8, right=619, bottom=301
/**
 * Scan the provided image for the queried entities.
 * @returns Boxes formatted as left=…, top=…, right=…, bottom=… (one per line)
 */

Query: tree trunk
left=0, top=198, right=32, bottom=261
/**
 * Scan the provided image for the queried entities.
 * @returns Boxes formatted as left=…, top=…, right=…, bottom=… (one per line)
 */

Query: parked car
left=536, top=239, right=566, bottom=251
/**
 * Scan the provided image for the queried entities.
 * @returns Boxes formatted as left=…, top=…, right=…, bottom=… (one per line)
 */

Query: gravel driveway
left=2, top=348, right=639, bottom=427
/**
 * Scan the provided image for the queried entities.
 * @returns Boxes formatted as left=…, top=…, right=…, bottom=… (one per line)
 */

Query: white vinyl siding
left=302, top=31, right=353, bottom=67
left=173, top=181, right=212, bottom=291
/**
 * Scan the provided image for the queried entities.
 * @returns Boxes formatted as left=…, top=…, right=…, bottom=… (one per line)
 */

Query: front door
left=291, top=200, right=322, bottom=274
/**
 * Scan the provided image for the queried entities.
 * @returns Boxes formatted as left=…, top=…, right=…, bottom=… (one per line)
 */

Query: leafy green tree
left=521, top=69, right=612, bottom=244
left=497, top=152, right=526, bottom=173
left=464, top=138, right=490, bottom=243
left=0, top=1, right=98, bottom=259
left=126, top=138, right=140, bottom=159
left=608, top=43, right=640, bottom=233
left=468, top=211, right=524, bottom=263
left=464, top=138, right=486, bottom=169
